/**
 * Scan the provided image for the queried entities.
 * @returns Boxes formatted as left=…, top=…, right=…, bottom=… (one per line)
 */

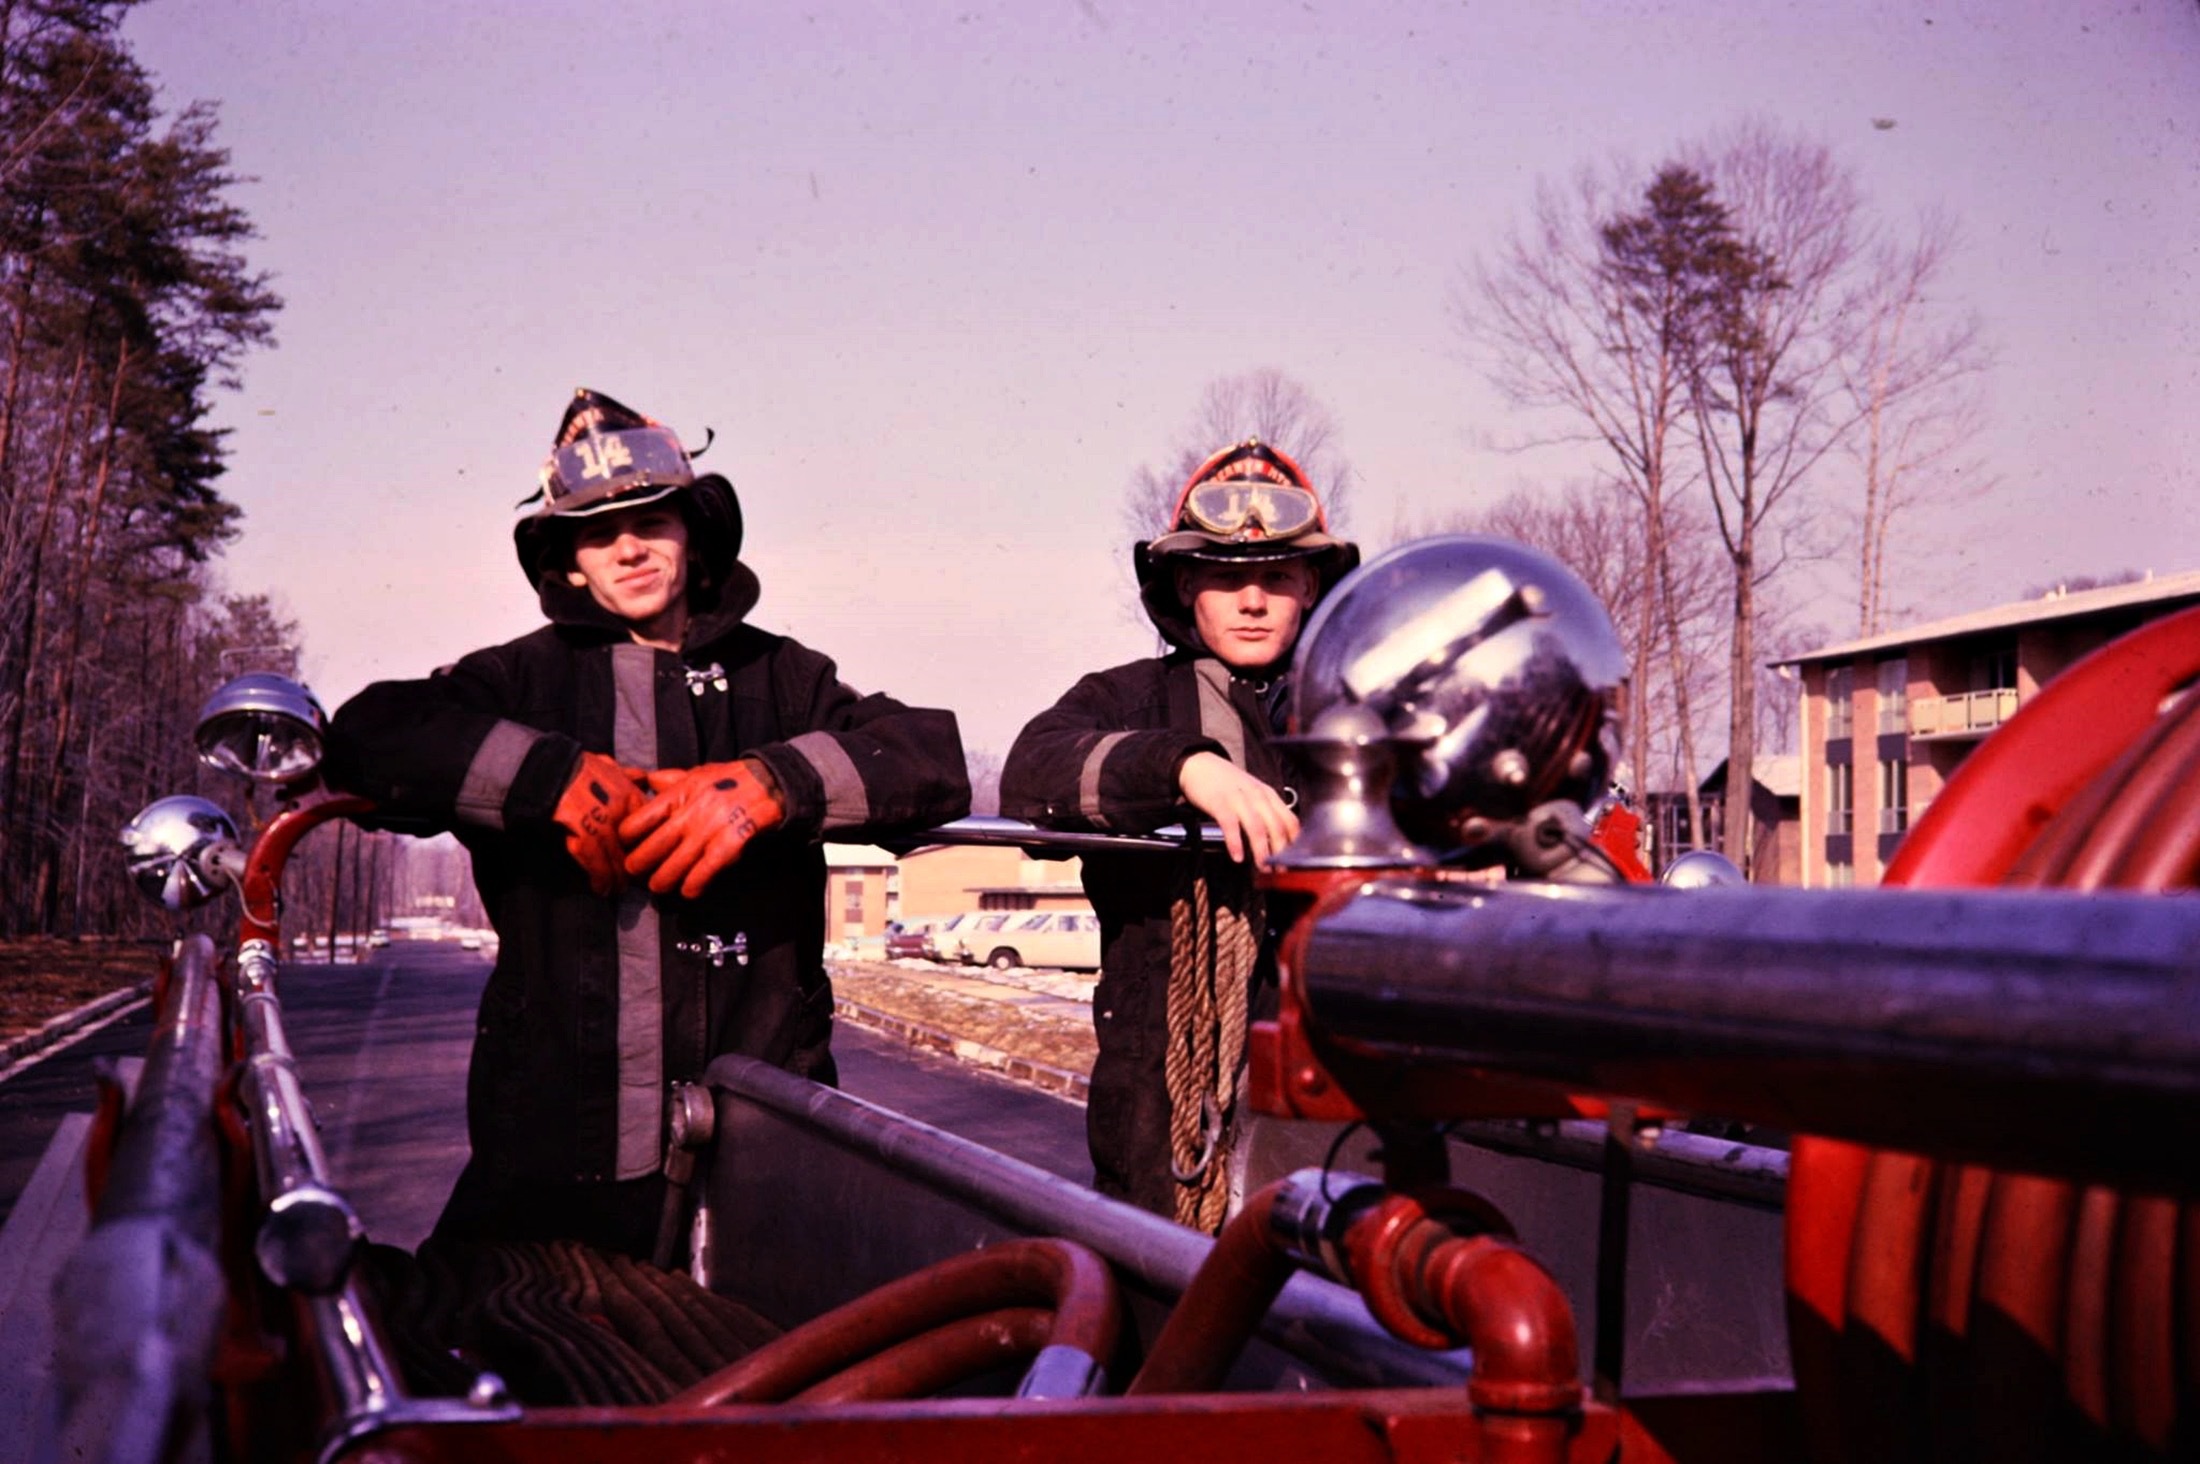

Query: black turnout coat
left=1000, top=649, right=1291, bottom=1217
left=326, top=551, right=968, bottom=1249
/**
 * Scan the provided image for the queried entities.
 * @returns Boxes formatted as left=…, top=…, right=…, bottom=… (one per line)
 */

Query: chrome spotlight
left=1660, top=849, right=1746, bottom=889
left=194, top=674, right=327, bottom=783
left=1291, top=536, right=1627, bottom=850
left=120, top=796, right=244, bottom=911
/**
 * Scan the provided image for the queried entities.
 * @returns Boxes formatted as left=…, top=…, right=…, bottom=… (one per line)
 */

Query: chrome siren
left=1291, top=536, right=1627, bottom=851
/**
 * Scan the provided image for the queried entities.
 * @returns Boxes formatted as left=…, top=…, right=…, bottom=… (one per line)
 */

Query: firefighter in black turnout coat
left=1002, top=441, right=1356, bottom=1226
left=326, top=389, right=969, bottom=1257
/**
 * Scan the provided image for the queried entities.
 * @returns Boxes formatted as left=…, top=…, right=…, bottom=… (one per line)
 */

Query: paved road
left=0, top=944, right=1089, bottom=1243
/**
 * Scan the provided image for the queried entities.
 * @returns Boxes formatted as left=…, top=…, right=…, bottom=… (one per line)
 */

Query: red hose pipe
left=1788, top=611, right=2200, bottom=1461
left=1126, top=1179, right=1301, bottom=1396
left=1133, top=1175, right=1576, bottom=1464
left=791, top=1307, right=1054, bottom=1404
left=665, top=1238, right=1119, bottom=1407
left=1343, top=1192, right=1581, bottom=1420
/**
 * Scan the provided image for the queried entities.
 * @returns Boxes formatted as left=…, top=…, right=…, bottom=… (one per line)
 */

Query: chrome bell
left=120, top=796, right=244, bottom=911
left=1269, top=703, right=1435, bottom=870
left=1291, top=535, right=1627, bottom=849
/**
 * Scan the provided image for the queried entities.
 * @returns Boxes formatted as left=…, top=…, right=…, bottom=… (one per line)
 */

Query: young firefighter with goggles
left=1002, top=440, right=1358, bottom=1229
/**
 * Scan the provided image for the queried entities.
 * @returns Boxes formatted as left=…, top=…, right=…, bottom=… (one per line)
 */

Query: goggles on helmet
left=1179, top=478, right=1322, bottom=541
left=536, top=425, right=695, bottom=516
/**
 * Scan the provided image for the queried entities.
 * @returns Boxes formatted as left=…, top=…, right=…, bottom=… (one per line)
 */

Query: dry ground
left=831, top=961, right=1096, bottom=1077
left=0, top=942, right=1094, bottom=1081
left=0, top=937, right=162, bottom=1041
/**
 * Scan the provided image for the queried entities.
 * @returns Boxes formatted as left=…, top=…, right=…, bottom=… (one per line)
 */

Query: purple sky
left=125, top=0, right=2200, bottom=759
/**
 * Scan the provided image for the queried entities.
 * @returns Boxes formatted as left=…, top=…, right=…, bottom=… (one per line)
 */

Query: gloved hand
left=620, top=758, right=786, bottom=899
left=552, top=751, right=649, bottom=896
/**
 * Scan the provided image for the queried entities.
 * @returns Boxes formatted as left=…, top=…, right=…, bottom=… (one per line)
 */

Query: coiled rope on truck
left=1164, top=849, right=1260, bottom=1234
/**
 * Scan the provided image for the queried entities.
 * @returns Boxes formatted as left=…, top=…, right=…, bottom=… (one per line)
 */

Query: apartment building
left=1648, top=755, right=1801, bottom=883
left=1774, top=570, right=2200, bottom=887
left=822, top=842, right=1095, bottom=944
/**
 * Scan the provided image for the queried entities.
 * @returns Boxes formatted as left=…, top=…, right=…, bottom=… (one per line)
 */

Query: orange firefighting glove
left=552, top=751, right=649, bottom=897
left=619, top=758, right=786, bottom=900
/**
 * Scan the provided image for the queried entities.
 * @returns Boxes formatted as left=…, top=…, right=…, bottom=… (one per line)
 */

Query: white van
left=956, top=911, right=1102, bottom=972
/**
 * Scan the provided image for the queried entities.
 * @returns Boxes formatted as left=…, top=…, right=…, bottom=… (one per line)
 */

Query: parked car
left=934, top=911, right=1016, bottom=966
left=921, top=911, right=996, bottom=962
left=957, top=910, right=1102, bottom=972
left=883, top=920, right=934, bottom=960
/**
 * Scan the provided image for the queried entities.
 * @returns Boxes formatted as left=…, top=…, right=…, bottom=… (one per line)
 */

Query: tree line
left=1144, top=121, right=1988, bottom=877
left=0, top=0, right=284, bottom=937
left=1458, top=119, right=1988, bottom=872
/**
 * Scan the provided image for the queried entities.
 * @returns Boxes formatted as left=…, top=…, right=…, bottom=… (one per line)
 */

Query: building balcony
left=1908, top=689, right=2019, bottom=741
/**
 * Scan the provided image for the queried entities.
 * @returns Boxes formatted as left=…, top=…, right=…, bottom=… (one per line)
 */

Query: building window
left=843, top=876, right=864, bottom=925
left=1826, top=666, right=1854, bottom=739
left=1826, top=857, right=1854, bottom=889
left=1972, top=641, right=2018, bottom=693
left=1878, top=757, right=1909, bottom=834
left=1828, top=762, right=1853, bottom=835
left=1877, top=658, right=1908, bottom=734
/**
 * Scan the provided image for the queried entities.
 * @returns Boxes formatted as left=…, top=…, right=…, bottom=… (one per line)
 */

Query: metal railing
left=1296, top=879, right=2200, bottom=1192
left=1909, top=688, right=2020, bottom=738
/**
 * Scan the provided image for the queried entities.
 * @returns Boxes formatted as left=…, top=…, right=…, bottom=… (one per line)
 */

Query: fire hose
left=1787, top=603, right=2200, bottom=1463
left=1131, top=1173, right=1579, bottom=1464
left=663, top=1237, right=1121, bottom=1406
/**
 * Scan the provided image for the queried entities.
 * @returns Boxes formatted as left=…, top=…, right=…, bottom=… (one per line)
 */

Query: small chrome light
left=120, top=796, right=243, bottom=910
left=194, top=674, right=328, bottom=783
left=1661, top=849, right=1746, bottom=888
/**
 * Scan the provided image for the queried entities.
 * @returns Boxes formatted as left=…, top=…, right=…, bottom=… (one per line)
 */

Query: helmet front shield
left=535, top=425, right=696, bottom=518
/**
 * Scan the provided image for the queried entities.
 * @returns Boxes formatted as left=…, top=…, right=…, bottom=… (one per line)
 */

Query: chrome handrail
left=901, top=815, right=1223, bottom=855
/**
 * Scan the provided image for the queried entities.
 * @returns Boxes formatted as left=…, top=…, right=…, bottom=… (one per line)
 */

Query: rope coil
left=1165, top=849, right=1261, bottom=1233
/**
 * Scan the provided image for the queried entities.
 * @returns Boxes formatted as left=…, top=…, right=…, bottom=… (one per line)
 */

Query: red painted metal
left=665, top=1238, right=1120, bottom=1407
left=1589, top=801, right=1651, bottom=884
left=359, top=1389, right=1625, bottom=1464
left=237, top=794, right=372, bottom=945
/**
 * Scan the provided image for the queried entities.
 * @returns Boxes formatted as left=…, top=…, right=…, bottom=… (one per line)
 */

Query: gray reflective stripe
left=1195, top=660, right=1248, bottom=767
left=610, top=644, right=659, bottom=771
left=1078, top=731, right=1134, bottom=826
left=613, top=887, right=662, bottom=1178
left=786, top=731, right=869, bottom=830
left=609, top=644, right=662, bottom=1178
left=454, top=720, right=543, bottom=829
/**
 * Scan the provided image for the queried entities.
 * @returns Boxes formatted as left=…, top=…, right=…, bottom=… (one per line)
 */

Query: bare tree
left=1841, top=210, right=1993, bottom=635
left=1121, top=368, right=1353, bottom=549
left=1409, top=481, right=1728, bottom=798
left=1457, top=162, right=1740, bottom=840
left=1686, top=120, right=1867, bottom=875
